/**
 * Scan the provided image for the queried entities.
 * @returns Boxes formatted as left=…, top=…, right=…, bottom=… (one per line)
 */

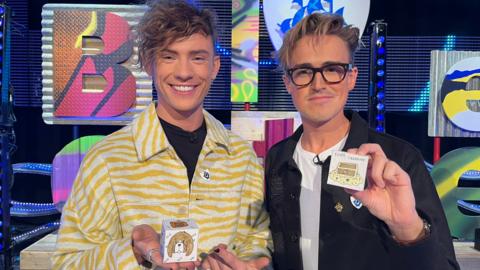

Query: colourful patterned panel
left=231, top=0, right=259, bottom=102
left=52, top=135, right=104, bottom=211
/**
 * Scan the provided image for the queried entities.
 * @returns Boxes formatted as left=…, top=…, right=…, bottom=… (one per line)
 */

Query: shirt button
left=289, top=193, right=296, bottom=200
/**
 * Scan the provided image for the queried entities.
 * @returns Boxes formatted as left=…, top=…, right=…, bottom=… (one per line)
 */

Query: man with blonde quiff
left=265, top=13, right=460, bottom=270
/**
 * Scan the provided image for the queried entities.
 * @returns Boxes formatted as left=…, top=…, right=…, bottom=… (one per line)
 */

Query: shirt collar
left=131, top=103, right=230, bottom=162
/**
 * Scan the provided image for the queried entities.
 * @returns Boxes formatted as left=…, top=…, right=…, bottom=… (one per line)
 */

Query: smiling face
left=147, top=33, right=220, bottom=124
left=283, top=34, right=358, bottom=127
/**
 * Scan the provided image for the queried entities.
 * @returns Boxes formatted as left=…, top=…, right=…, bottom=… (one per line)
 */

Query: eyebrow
left=290, top=61, right=349, bottom=69
left=160, top=49, right=211, bottom=56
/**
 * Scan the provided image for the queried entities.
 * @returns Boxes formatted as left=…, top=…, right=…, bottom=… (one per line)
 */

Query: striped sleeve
left=232, top=144, right=273, bottom=260
left=52, top=149, right=140, bottom=270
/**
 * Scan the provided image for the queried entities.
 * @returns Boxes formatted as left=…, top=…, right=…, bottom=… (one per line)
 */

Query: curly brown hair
left=136, top=0, right=217, bottom=69
left=277, top=13, right=359, bottom=71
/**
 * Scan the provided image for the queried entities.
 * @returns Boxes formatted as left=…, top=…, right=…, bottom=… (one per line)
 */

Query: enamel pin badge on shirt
left=327, top=151, right=368, bottom=191
left=201, top=169, right=210, bottom=181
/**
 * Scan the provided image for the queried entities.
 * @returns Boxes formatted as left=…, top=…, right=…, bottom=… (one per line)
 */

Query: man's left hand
left=200, top=244, right=270, bottom=270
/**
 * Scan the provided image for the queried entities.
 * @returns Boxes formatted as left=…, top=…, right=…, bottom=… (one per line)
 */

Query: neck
left=156, top=103, right=204, bottom=132
left=300, top=113, right=350, bottom=154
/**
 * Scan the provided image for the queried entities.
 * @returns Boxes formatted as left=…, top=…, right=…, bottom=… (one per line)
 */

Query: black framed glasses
left=287, top=63, right=353, bottom=86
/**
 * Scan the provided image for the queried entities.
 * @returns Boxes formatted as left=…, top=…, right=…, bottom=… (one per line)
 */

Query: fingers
left=382, top=159, right=410, bottom=186
left=200, top=258, right=212, bottom=270
left=177, top=261, right=198, bottom=270
left=206, top=254, right=225, bottom=270
left=348, top=144, right=391, bottom=188
left=369, top=153, right=387, bottom=188
left=131, top=224, right=162, bottom=265
left=211, top=245, right=237, bottom=268
left=250, top=257, right=270, bottom=269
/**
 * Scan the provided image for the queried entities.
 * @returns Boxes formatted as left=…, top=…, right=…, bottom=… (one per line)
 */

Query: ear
left=283, top=74, right=295, bottom=94
left=211, top=55, right=221, bottom=80
left=346, top=66, right=358, bottom=92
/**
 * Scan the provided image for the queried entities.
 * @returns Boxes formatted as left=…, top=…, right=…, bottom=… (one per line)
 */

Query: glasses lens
left=322, top=64, right=347, bottom=83
left=291, top=68, right=314, bottom=86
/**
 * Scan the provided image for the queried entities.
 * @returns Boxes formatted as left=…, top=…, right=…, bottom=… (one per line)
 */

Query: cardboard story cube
left=160, top=218, right=199, bottom=263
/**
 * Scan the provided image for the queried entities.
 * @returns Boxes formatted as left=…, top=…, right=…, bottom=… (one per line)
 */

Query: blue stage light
left=0, top=7, right=4, bottom=15
left=377, top=36, right=385, bottom=44
left=377, top=70, right=385, bottom=77
left=377, top=92, right=385, bottom=100
left=378, top=47, right=385, bottom=55
left=376, top=114, right=384, bottom=121
left=377, top=81, right=384, bottom=88
left=377, top=59, right=385, bottom=66
left=376, top=103, right=384, bottom=110
left=376, top=126, right=384, bottom=132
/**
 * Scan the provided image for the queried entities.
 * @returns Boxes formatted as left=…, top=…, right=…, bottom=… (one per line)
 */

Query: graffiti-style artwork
left=231, top=0, right=259, bottom=102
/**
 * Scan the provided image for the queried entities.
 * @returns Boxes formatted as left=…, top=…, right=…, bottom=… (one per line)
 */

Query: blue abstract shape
left=278, top=18, right=293, bottom=34
left=293, top=7, right=307, bottom=26
left=292, top=0, right=303, bottom=6
left=334, top=7, right=344, bottom=16
left=279, top=0, right=346, bottom=35
left=307, top=0, right=322, bottom=14
left=446, top=68, right=480, bottom=80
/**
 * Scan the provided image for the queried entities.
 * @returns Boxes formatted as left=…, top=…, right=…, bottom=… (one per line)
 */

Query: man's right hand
left=131, top=224, right=199, bottom=270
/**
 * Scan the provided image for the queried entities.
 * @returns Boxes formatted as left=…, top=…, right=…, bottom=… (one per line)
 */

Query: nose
left=174, top=58, right=194, bottom=81
left=310, top=70, right=327, bottom=91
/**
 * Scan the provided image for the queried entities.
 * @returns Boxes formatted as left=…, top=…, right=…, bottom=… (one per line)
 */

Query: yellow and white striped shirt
left=52, top=103, right=272, bottom=269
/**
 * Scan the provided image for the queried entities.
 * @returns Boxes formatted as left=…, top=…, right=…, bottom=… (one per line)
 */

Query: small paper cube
left=327, top=151, right=368, bottom=191
left=160, top=218, right=199, bottom=263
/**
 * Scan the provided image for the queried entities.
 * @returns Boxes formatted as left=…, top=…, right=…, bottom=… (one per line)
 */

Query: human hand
left=200, top=244, right=269, bottom=270
left=345, top=144, right=423, bottom=242
left=131, top=224, right=200, bottom=270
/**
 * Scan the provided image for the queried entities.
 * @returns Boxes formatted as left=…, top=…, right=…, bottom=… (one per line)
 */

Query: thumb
left=250, top=257, right=270, bottom=269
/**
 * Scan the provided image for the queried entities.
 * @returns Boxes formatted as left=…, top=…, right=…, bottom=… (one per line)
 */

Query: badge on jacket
left=350, top=196, right=363, bottom=209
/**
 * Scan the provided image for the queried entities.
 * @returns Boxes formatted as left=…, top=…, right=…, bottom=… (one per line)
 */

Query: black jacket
left=265, top=111, right=459, bottom=270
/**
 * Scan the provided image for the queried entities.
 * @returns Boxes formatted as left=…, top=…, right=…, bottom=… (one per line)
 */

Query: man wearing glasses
left=265, top=13, right=460, bottom=270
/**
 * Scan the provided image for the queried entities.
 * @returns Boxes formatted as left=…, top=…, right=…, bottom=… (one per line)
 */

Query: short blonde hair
left=277, top=13, right=360, bottom=71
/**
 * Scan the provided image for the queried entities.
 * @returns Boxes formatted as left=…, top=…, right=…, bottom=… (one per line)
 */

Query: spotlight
left=377, top=92, right=385, bottom=100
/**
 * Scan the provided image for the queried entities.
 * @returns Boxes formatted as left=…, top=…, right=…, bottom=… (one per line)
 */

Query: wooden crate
left=20, top=233, right=56, bottom=270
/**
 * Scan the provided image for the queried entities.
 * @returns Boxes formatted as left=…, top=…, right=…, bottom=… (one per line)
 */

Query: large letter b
left=52, top=10, right=136, bottom=117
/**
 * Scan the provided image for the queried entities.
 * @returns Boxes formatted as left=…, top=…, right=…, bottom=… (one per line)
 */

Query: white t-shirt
left=293, top=135, right=347, bottom=270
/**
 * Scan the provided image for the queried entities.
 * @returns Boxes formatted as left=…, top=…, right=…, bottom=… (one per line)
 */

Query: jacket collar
left=131, top=103, right=230, bottom=162
left=276, top=110, right=370, bottom=169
